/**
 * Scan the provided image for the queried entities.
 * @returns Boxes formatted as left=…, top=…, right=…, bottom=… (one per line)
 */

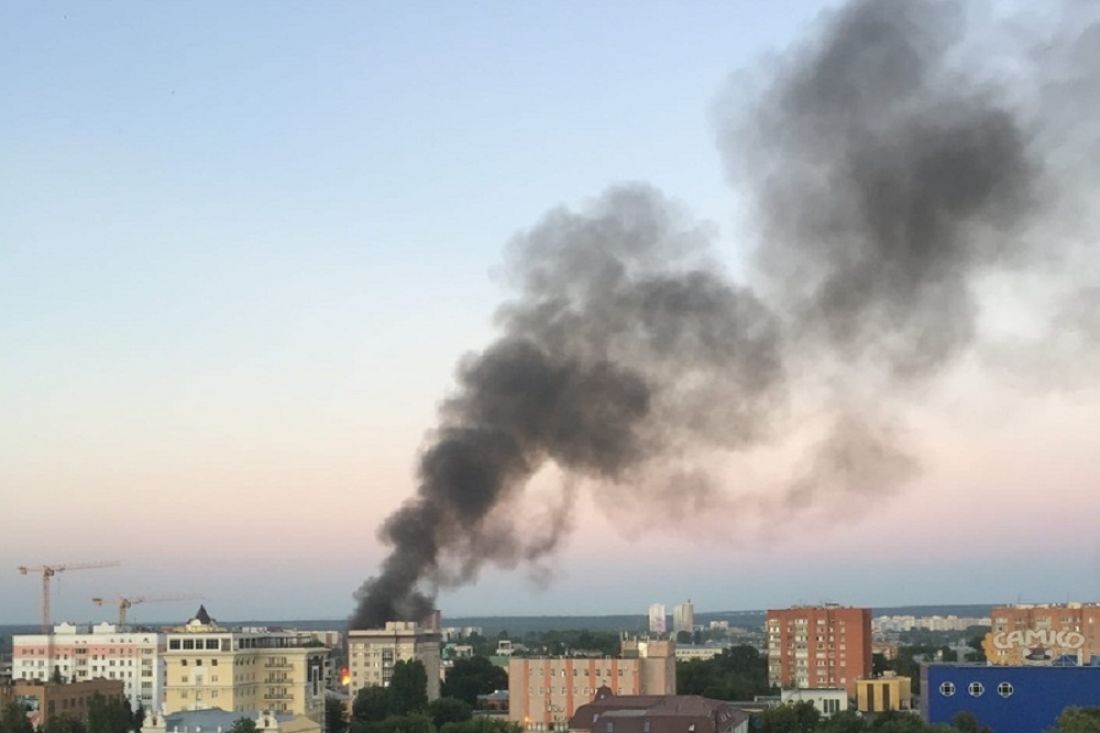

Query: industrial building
left=347, top=621, right=442, bottom=702
left=12, top=622, right=164, bottom=711
left=766, top=605, right=871, bottom=696
left=854, top=673, right=911, bottom=713
left=509, top=640, right=676, bottom=732
left=568, top=687, right=749, bottom=733
left=162, top=606, right=327, bottom=720
left=921, top=663, right=1100, bottom=732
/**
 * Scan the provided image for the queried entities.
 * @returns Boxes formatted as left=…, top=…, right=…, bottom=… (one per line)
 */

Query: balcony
left=263, top=693, right=294, bottom=701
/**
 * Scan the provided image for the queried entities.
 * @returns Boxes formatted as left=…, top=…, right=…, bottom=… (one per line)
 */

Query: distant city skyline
left=3, top=0, right=1099, bottom=625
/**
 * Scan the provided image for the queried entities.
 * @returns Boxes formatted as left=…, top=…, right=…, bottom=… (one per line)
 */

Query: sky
left=1, top=1, right=1097, bottom=626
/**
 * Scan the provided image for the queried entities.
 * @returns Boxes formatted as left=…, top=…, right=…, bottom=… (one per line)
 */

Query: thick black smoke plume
left=352, top=0, right=1097, bottom=627
left=353, top=188, right=784, bottom=626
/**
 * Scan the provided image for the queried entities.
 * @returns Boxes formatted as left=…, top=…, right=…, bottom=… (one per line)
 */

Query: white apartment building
left=12, top=622, right=164, bottom=711
left=673, top=601, right=695, bottom=635
left=347, top=622, right=441, bottom=701
left=648, top=604, right=667, bottom=634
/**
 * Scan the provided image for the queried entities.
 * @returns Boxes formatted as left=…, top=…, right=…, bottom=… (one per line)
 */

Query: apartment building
left=347, top=622, right=442, bottom=701
left=766, top=606, right=871, bottom=697
left=673, top=602, right=695, bottom=635
left=162, top=606, right=326, bottom=720
left=985, top=603, right=1100, bottom=665
left=12, top=622, right=163, bottom=711
left=509, top=639, right=676, bottom=732
left=647, top=605, right=666, bottom=635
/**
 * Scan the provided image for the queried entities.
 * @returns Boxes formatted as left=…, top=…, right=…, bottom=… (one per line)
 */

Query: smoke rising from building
left=351, top=0, right=1099, bottom=627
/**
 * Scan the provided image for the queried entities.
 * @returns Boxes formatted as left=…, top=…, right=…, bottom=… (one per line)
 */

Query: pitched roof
left=570, top=691, right=749, bottom=733
left=191, top=605, right=213, bottom=625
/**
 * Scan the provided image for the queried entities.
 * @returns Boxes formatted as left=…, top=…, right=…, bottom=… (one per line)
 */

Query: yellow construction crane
left=91, top=594, right=202, bottom=627
left=18, top=562, right=121, bottom=632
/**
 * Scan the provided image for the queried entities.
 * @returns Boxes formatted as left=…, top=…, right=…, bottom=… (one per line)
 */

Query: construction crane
left=91, top=594, right=202, bottom=627
left=18, top=562, right=121, bottom=632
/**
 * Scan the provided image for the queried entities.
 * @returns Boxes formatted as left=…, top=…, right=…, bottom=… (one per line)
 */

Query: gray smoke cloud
left=352, top=0, right=1098, bottom=627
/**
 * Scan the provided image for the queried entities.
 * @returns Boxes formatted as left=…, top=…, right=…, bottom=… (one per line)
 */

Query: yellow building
left=855, top=674, right=912, bottom=712
left=163, top=607, right=327, bottom=720
left=347, top=622, right=442, bottom=702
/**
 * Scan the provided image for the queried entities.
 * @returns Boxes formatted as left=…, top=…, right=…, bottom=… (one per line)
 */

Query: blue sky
left=3, top=1, right=1098, bottom=624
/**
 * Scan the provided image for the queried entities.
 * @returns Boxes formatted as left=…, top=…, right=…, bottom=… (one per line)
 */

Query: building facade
left=509, top=640, right=676, bottom=732
left=673, top=602, right=694, bottom=635
left=12, top=622, right=164, bottom=711
left=0, top=679, right=125, bottom=727
left=779, top=688, right=848, bottom=717
left=921, top=664, right=1100, bottom=733
left=766, top=606, right=871, bottom=697
left=647, top=605, right=666, bottom=635
left=855, top=674, right=911, bottom=712
left=984, top=603, right=1100, bottom=665
left=162, top=607, right=326, bottom=720
left=347, top=622, right=442, bottom=702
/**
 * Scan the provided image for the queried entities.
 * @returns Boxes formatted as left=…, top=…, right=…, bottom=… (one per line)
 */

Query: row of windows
left=939, top=681, right=1014, bottom=698
left=169, top=638, right=228, bottom=651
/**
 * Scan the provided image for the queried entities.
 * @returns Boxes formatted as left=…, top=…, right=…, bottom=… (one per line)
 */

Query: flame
left=340, top=666, right=350, bottom=686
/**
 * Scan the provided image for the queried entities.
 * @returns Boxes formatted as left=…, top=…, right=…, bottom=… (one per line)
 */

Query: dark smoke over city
left=351, top=0, right=1099, bottom=628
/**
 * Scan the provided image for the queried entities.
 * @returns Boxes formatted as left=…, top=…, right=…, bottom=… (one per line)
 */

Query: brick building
left=509, top=640, right=676, bottom=732
left=766, top=605, right=871, bottom=697
left=984, top=603, right=1100, bottom=665
left=0, top=678, right=125, bottom=727
left=568, top=687, right=748, bottom=733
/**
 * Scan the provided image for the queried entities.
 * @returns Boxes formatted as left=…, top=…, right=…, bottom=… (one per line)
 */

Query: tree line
left=333, top=661, right=518, bottom=733
left=0, top=694, right=141, bottom=733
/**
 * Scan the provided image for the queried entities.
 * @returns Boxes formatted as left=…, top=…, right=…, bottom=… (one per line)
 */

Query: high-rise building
left=673, top=601, right=695, bottom=635
left=766, top=605, right=871, bottom=696
left=162, top=606, right=327, bottom=719
left=508, top=639, right=676, bottom=732
left=347, top=622, right=442, bottom=702
left=12, top=622, right=164, bottom=711
left=984, top=603, right=1100, bottom=665
left=647, top=604, right=666, bottom=635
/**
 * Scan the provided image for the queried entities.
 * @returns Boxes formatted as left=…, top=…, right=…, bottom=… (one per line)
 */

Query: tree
left=1, top=703, right=34, bottom=733
left=1050, top=707, right=1100, bottom=733
left=228, top=719, right=257, bottom=733
left=41, top=716, right=89, bottom=733
left=132, top=701, right=145, bottom=733
left=326, top=696, right=349, bottom=733
left=440, top=720, right=521, bottom=733
left=817, top=711, right=868, bottom=733
left=353, top=687, right=391, bottom=724
left=759, top=702, right=820, bottom=733
left=950, top=712, right=990, bottom=733
left=867, top=711, right=931, bottom=733
left=441, top=657, right=508, bottom=706
left=676, top=631, right=693, bottom=644
left=51, top=666, right=64, bottom=684
left=87, top=694, right=133, bottom=733
left=677, top=646, right=772, bottom=701
left=388, top=661, right=428, bottom=717
left=427, top=699, right=471, bottom=730
left=356, top=714, right=434, bottom=733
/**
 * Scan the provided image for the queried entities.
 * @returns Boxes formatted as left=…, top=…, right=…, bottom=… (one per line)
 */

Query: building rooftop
left=570, top=688, right=748, bottom=733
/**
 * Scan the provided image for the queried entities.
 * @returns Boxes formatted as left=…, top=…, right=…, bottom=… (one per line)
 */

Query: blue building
left=922, top=664, right=1100, bottom=733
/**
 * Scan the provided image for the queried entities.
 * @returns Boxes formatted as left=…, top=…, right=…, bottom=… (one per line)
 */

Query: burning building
left=346, top=621, right=442, bottom=701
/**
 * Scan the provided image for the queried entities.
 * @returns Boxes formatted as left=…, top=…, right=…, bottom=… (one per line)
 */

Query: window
left=207, top=640, right=220, bottom=650
left=939, top=682, right=956, bottom=697
left=968, top=682, right=985, bottom=697
left=997, top=682, right=1014, bottom=698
